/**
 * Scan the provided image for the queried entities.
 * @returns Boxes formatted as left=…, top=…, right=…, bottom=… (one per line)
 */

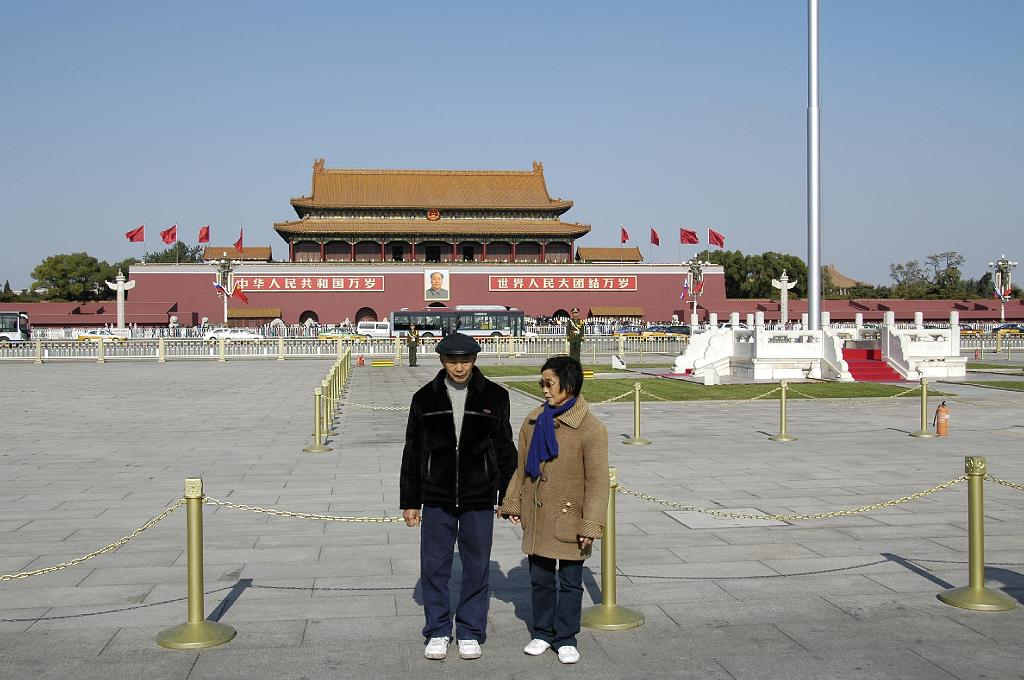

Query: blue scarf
left=526, top=396, right=577, bottom=479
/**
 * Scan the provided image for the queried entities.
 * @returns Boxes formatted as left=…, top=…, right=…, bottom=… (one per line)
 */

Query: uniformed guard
left=566, top=307, right=585, bottom=363
left=407, top=323, right=420, bottom=366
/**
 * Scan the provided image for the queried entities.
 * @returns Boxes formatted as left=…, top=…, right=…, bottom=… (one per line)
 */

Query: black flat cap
left=435, top=333, right=481, bottom=356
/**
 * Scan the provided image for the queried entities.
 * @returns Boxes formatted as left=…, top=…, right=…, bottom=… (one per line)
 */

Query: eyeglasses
left=538, top=379, right=559, bottom=390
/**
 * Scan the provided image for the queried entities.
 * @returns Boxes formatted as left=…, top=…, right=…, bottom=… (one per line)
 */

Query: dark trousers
left=528, top=555, right=584, bottom=648
left=408, top=345, right=417, bottom=366
left=420, top=505, right=494, bottom=642
left=568, top=341, right=582, bottom=363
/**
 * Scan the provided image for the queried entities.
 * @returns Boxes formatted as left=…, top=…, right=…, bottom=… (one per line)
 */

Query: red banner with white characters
left=488, top=275, right=637, bottom=291
left=234, top=275, right=384, bottom=292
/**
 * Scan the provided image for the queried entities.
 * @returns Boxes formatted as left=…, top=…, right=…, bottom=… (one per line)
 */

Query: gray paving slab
left=3, top=358, right=1024, bottom=678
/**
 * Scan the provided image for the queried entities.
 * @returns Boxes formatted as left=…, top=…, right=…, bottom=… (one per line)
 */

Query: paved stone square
left=1, top=357, right=1023, bottom=679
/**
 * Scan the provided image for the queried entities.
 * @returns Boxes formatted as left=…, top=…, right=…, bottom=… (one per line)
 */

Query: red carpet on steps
left=842, top=348, right=903, bottom=382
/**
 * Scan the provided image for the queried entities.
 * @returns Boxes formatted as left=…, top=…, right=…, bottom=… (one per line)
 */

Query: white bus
left=391, top=306, right=525, bottom=338
left=0, top=311, right=30, bottom=343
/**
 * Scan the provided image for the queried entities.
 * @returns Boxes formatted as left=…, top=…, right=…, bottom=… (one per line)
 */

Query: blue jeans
left=420, top=505, right=494, bottom=642
left=528, top=555, right=584, bottom=648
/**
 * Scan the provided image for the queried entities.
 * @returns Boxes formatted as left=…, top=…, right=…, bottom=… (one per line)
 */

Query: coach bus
left=0, top=311, right=30, bottom=343
left=391, top=306, right=525, bottom=338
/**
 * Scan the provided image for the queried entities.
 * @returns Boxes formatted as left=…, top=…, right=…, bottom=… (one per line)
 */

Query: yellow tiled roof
left=273, top=218, right=591, bottom=238
left=203, top=246, right=273, bottom=261
left=589, top=306, right=645, bottom=317
left=825, top=264, right=870, bottom=289
left=575, top=247, right=643, bottom=262
left=291, top=159, right=573, bottom=212
left=228, top=307, right=281, bottom=319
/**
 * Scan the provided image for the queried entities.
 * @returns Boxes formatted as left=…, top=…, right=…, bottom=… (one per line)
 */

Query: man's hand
left=403, top=509, right=420, bottom=527
left=577, top=536, right=593, bottom=549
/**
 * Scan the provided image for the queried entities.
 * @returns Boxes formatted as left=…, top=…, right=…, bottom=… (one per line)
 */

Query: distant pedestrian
left=400, top=333, right=518, bottom=661
left=407, top=324, right=420, bottom=366
left=501, top=355, right=608, bottom=665
left=566, top=307, right=585, bottom=363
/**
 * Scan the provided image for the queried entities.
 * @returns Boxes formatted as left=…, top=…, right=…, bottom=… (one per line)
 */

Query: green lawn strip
left=960, top=381, right=1024, bottom=392
left=967, top=362, right=1023, bottom=371
left=505, top=378, right=937, bottom=402
left=479, top=362, right=675, bottom=377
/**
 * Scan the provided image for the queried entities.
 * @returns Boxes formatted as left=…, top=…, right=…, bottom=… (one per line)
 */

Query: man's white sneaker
left=523, top=639, right=551, bottom=656
left=557, top=645, right=580, bottom=664
left=424, top=636, right=450, bottom=660
left=457, top=639, right=482, bottom=659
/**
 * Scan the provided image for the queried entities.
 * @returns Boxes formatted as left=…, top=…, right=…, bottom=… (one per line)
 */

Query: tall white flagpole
left=807, top=0, right=822, bottom=331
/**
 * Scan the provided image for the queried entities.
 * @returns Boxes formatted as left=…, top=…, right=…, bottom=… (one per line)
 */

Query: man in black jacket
left=400, top=333, right=517, bottom=661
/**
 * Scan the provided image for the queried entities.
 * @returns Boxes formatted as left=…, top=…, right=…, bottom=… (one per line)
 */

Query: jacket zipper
left=455, top=441, right=460, bottom=508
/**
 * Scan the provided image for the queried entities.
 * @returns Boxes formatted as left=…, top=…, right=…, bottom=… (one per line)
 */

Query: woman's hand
left=507, top=514, right=521, bottom=525
left=577, top=536, right=593, bottom=549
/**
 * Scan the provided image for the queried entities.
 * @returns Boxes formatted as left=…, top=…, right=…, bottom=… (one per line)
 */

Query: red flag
left=233, top=228, right=244, bottom=254
left=708, top=228, right=725, bottom=248
left=125, top=225, right=145, bottom=243
left=680, top=228, right=699, bottom=244
left=231, top=284, right=250, bottom=304
left=198, top=225, right=210, bottom=243
left=650, top=228, right=660, bottom=246
left=693, top=280, right=704, bottom=295
left=160, top=225, right=177, bottom=245
left=620, top=227, right=630, bottom=244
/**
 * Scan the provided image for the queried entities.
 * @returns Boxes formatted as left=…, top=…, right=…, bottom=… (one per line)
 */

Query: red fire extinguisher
left=933, top=401, right=949, bottom=437
left=356, top=354, right=365, bottom=367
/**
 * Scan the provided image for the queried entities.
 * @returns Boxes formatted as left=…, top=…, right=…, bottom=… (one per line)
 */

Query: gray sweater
left=445, top=378, right=469, bottom=447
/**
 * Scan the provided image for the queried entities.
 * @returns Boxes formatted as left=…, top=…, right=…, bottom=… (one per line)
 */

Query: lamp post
left=988, top=254, right=1017, bottom=323
left=683, top=257, right=712, bottom=325
left=213, top=253, right=241, bottom=325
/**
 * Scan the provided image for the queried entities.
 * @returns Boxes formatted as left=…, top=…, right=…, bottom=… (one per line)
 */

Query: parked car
left=611, top=325, right=644, bottom=337
left=76, top=329, right=127, bottom=343
left=643, top=324, right=691, bottom=338
left=355, top=320, right=391, bottom=338
left=958, top=324, right=984, bottom=336
left=203, top=328, right=264, bottom=341
left=317, top=327, right=367, bottom=341
left=993, top=323, right=1024, bottom=334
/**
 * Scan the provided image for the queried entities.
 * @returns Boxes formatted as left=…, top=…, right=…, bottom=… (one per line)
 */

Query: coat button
left=536, top=500, right=543, bottom=507
left=566, top=501, right=572, bottom=507
left=540, top=476, right=548, bottom=482
left=562, top=508, right=568, bottom=513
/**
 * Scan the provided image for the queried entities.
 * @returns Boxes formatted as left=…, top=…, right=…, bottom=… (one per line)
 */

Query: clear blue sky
left=2, top=1, right=1021, bottom=289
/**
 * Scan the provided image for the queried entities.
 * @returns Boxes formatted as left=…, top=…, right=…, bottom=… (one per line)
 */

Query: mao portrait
left=424, top=270, right=450, bottom=301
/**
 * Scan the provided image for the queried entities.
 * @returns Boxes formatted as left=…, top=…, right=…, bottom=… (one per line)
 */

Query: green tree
left=0, top=280, right=12, bottom=302
left=30, top=252, right=113, bottom=301
left=143, top=242, right=204, bottom=263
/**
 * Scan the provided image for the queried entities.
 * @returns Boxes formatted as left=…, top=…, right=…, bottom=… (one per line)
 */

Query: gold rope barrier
left=622, top=382, right=651, bottom=445
left=157, top=479, right=237, bottom=649
left=909, top=377, right=936, bottom=438
left=616, top=477, right=965, bottom=522
left=768, top=380, right=796, bottom=442
left=581, top=468, right=645, bottom=630
left=203, top=497, right=406, bottom=523
left=0, top=499, right=184, bottom=582
left=938, top=458, right=1016, bottom=611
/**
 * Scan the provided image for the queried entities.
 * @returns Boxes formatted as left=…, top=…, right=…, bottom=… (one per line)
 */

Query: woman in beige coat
left=500, top=355, right=608, bottom=664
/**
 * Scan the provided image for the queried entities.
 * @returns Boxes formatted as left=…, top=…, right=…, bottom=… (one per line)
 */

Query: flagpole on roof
left=807, top=0, right=823, bottom=330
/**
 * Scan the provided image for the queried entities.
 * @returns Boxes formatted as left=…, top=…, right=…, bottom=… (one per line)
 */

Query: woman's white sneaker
left=424, top=636, right=450, bottom=660
left=523, top=639, right=551, bottom=656
left=557, top=645, right=580, bottom=664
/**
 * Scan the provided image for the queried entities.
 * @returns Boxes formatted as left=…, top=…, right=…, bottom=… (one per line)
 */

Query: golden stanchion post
left=938, top=457, right=1016, bottom=611
left=97, top=337, right=105, bottom=364
left=157, top=478, right=236, bottom=649
left=582, top=468, right=645, bottom=630
left=909, top=377, right=936, bottom=438
left=34, top=338, right=42, bottom=364
left=622, top=381, right=651, bottom=445
left=277, top=336, right=285, bottom=361
left=769, top=380, right=797, bottom=442
left=217, top=337, right=226, bottom=362
left=322, top=379, right=337, bottom=435
left=303, top=387, right=332, bottom=453
left=158, top=337, right=166, bottom=363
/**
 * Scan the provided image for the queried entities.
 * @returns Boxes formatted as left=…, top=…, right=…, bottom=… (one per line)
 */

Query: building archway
left=299, top=310, right=320, bottom=324
left=427, top=302, right=447, bottom=308
left=355, top=306, right=378, bottom=323
left=294, top=241, right=320, bottom=262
